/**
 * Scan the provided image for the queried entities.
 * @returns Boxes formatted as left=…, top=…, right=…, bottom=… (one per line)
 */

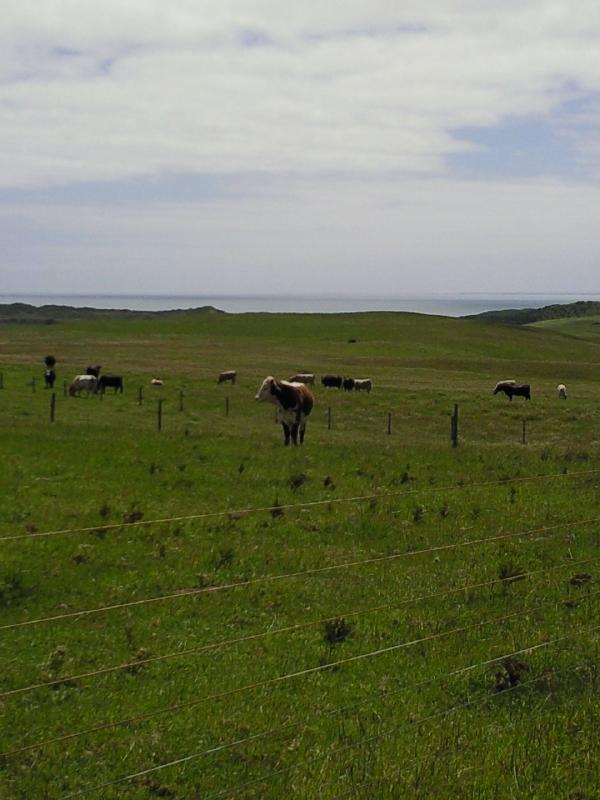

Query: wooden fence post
left=31, top=377, right=36, bottom=393
left=327, top=407, right=332, bottom=430
left=0, top=371, right=4, bottom=389
left=522, top=419, right=527, bottom=445
left=50, top=392, right=56, bottom=423
left=138, top=386, right=143, bottom=406
left=63, top=380, right=67, bottom=397
left=451, top=403, right=459, bottom=447
left=157, top=399, right=163, bottom=432
left=179, top=390, right=184, bottom=412
left=225, top=396, right=230, bottom=417
left=387, top=412, right=392, bottom=435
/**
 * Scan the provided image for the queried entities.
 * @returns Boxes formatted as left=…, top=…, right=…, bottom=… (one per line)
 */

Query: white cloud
left=1, top=1, right=600, bottom=188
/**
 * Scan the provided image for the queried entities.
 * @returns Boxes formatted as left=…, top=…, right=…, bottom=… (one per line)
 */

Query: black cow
left=342, top=377, right=355, bottom=391
left=86, top=365, right=102, bottom=378
left=97, top=375, right=123, bottom=394
left=321, top=374, right=343, bottom=389
left=44, top=369, right=56, bottom=389
left=44, top=355, right=56, bottom=368
left=493, top=381, right=531, bottom=401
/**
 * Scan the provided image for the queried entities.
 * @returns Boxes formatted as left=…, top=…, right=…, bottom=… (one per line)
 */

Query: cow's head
left=255, top=376, right=276, bottom=402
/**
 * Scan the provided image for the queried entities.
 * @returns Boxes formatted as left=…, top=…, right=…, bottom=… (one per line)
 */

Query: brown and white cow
left=288, top=373, right=315, bottom=385
left=354, top=378, right=372, bottom=392
left=255, top=376, right=314, bottom=445
left=218, top=370, right=236, bottom=385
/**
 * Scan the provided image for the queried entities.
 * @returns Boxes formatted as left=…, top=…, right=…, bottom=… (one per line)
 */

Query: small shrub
left=499, top=562, right=525, bottom=587
left=494, top=657, right=529, bottom=691
left=439, top=503, right=449, bottom=519
left=98, top=503, right=111, bottom=518
left=413, top=505, right=425, bottom=523
left=323, top=617, right=353, bottom=645
left=289, top=472, right=308, bottom=491
left=123, top=510, right=144, bottom=524
left=323, top=476, right=334, bottom=489
left=0, top=573, right=30, bottom=607
left=213, top=547, right=235, bottom=569
left=570, top=573, right=593, bottom=587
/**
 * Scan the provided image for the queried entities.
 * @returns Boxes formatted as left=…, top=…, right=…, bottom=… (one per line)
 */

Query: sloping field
left=0, top=311, right=598, bottom=799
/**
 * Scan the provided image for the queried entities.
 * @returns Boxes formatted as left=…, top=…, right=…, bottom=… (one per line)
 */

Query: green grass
left=0, top=311, right=599, bottom=799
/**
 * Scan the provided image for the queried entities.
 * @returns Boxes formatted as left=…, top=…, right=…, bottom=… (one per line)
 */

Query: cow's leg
left=299, top=423, right=306, bottom=444
left=282, top=422, right=291, bottom=446
left=291, top=422, right=299, bottom=445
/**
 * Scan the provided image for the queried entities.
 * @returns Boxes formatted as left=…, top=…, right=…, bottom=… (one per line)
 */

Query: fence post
left=451, top=403, right=459, bottom=447
left=327, top=407, right=332, bottom=430
left=157, top=398, right=163, bottom=432
left=179, top=390, right=184, bottom=412
left=138, top=386, right=143, bottom=406
left=387, top=412, right=392, bottom=435
left=31, top=377, right=36, bottom=393
left=0, top=371, right=3, bottom=389
left=49, top=392, right=56, bottom=423
left=522, top=419, right=526, bottom=445
left=225, top=396, right=230, bottom=417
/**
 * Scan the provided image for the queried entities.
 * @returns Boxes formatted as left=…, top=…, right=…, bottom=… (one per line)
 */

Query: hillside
left=464, top=300, right=600, bottom=325
left=0, top=302, right=224, bottom=324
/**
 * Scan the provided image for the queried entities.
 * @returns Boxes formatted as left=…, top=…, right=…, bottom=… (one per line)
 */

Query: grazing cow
left=493, top=381, right=531, bottom=401
left=342, top=377, right=355, bottom=391
left=218, top=370, right=236, bottom=385
left=557, top=384, right=567, bottom=400
left=44, top=369, right=56, bottom=389
left=151, top=377, right=164, bottom=386
left=97, top=375, right=123, bottom=394
left=69, top=375, right=97, bottom=396
left=354, top=379, right=372, bottom=393
left=255, top=376, right=314, bottom=446
left=321, top=374, right=343, bottom=389
left=86, top=365, right=102, bottom=378
left=289, top=373, right=315, bottom=385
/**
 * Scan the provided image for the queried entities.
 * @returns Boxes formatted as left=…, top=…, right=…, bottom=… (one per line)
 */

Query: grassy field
left=0, top=310, right=599, bottom=799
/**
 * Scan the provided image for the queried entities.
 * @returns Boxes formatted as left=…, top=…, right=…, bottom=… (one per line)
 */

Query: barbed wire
left=58, top=639, right=596, bottom=799
left=2, top=553, right=598, bottom=700
left=4, top=588, right=597, bottom=759
left=2, top=467, right=600, bottom=544
left=3, top=513, right=598, bottom=633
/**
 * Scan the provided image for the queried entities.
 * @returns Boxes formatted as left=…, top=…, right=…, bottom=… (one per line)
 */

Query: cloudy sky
left=1, top=1, right=600, bottom=297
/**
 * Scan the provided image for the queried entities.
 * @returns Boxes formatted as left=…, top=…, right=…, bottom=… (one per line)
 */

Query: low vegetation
left=0, top=308, right=598, bottom=799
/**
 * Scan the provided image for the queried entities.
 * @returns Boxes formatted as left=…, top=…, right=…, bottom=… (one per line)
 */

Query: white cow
left=288, top=373, right=315, bottom=385
left=557, top=384, right=567, bottom=399
left=354, top=379, right=372, bottom=392
left=68, top=375, right=97, bottom=396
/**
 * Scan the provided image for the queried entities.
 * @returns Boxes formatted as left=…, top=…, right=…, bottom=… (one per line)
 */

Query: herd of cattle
left=41, top=357, right=568, bottom=446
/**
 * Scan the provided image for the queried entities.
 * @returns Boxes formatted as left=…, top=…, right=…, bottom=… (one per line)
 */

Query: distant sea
left=2, top=293, right=600, bottom=317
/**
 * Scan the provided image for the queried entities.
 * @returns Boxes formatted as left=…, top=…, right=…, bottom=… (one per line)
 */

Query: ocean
left=1, top=293, right=599, bottom=317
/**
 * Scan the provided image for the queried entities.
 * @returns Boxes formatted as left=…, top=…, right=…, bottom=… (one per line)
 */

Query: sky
left=1, top=1, right=600, bottom=297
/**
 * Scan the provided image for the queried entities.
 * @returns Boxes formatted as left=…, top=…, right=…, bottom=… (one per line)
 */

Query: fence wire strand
left=2, top=553, right=598, bottom=700
left=3, top=588, right=598, bottom=760
left=3, top=514, right=599, bottom=633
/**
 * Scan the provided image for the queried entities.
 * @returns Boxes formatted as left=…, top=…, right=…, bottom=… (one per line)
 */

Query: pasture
left=0, top=310, right=599, bottom=799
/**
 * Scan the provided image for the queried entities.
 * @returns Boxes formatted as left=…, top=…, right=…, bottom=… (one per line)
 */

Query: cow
left=151, top=378, right=164, bottom=386
left=69, top=375, right=97, bottom=396
left=86, top=365, right=102, bottom=378
left=289, top=373, right=315, bottom=385
left=354, top=379, right=372, bottom=393
left=557, top=384, right=567, bottom=400
left=255, top=376, right=314, bottom=446
left=44, top=369, right=56, bottom=389
left=218, top=370, right=236, bottom=385
left=493, top=381, right=531, bottom=401
left=342, top=377, right=355, bottom=391
left=321, top=374, right=343, bottom=389
left=44, top=355, right=56, bottom=368
left=97, top=375, right=123, bottom=394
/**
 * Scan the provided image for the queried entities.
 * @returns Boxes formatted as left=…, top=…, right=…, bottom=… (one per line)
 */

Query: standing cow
left=354, top=379, right=372, bottom=393
left=342, top=377, right=355, bottom=391
left=493, top=381, right=531, bottom=401
left=255, top=376, right=314, bottom=445
left=69, top=375, right=98, bottom=396
left=289, top=373, right=315, bottom=385
left=97, top=375, right=123, bottom=394
left=218, top=370, right=236, bottom=385
left=44, top=369, right=56, bottom=389
left=557, top=384, right=567, bottom=399
left=321, top=374, right=343, bottom=389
